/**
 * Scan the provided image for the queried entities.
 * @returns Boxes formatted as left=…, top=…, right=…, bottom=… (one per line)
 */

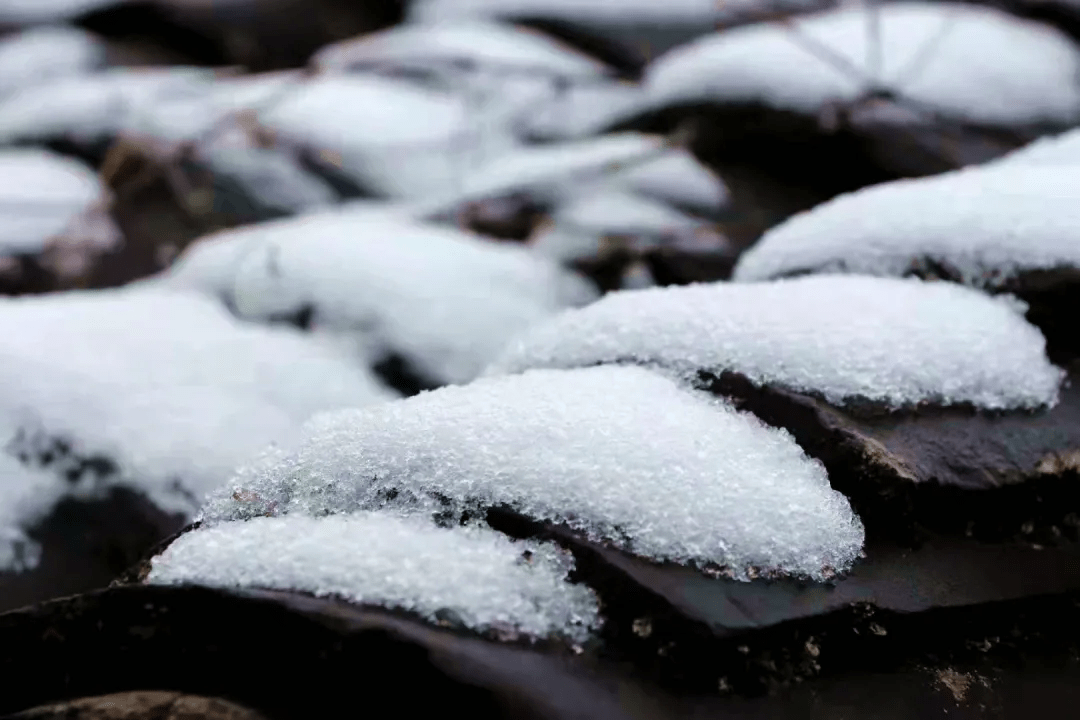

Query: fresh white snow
left=161, top=208, right=597, bottom=385
left=733, top=164, right=1080, bottom=287
left=313, top=21, right=608, bottom=79
left=201, top=364, right=865, bottom=580
left=149, top=512, right=600, bottom=641
left=0, top=148, right=120, bottom=277
left=640, top=2, right=1080, bottom=127
left=531, top=189, right=721, bottom=261
left=488, top=275, right=1063, bottom=410
left=0, top=286, right=395, bottom=517
left=454, top=132, right=673, bottom=206
left=0, top=26, right=104, bottom=97
left=0, top=0, right=119, bottom=24
left=260, top=74, right=511, bottom=198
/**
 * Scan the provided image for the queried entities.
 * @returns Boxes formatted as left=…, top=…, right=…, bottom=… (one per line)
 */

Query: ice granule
left=148, top=512, right=600, bottom=642
left=733, top=165, right=1080, bottom=287
left=202, top=365, right=865, bottom=581
left=488, top=275, right=1062, bottom=411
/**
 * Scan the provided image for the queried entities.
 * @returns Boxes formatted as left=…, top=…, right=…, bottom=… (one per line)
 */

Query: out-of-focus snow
left=0, top=286, right=394, bottom=518
left=639, top=3, right=1080, bottom=126
left=161, top=208, right=597, bottom=385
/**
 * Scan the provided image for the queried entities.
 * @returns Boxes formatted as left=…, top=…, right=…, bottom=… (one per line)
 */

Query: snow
left=148, top=512, right=600, bottom=641
left=0, top=148, right=120, bottom=275
left=640, top=3, right=1080, bottom=127
left=0, top=26, right=104, bottom=97
left=733, top=164, right=1080, bottom=287
left=0, top=454, right=66, bottom=572
left=313, top=21, right=608, bottom=79
left=522, top=79, right=645, bottom=140
left=0, top=68, right=216, bottom=144
left=0, top=286, right=395, bottom=517
left=531, top=189, right=717, bottom=261
left=607, top=148, right=729, bottom=213
left=161, top=209, right=597, bottom=385
left=488, top=275, right=1063, bottom=410
left=456, top=133, right=671, bottom=205
left=201, top=365, right=865, bottom=580
left=260, top=75, right=505, bottom=198
left=0, top=0, right=119, bottom=24
left=993, top=127, right=1080, bottom=167
left=408, top=0, right=806, bottom=23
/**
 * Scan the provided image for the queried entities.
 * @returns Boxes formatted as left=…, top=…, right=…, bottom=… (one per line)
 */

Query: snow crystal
left=162, top=209, right=597, bottom=385
left=313, top=21, right=608, bottom=79
left=0, top=26, right=104, bottom=97
left=201, top=365, right=865, bottom=580
left=0, top=286, right=394, bottom=516
left=149, top=512, right=600, bottom=641
left=488, top=276, right=1062, bottom=410
left=733, top=164, right=1080, bottom=287
left=641, top=3, right=1080, bottom=126
left=0, top=148, right=120, bottom=271
left=0, top=454, right=66, bottom=571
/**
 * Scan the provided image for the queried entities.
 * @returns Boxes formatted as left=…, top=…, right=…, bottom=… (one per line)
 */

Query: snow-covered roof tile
left=640, top=2, right=1080, bottom=127
left=149, top=512, right=600, bottom=641
left=488, top=275, right=1062, bottom=410
left=733, top=164, right=1080, bottom=287
left=202, top=364, right=865, bottom=581
left=162, top=209, right=597, bottom=385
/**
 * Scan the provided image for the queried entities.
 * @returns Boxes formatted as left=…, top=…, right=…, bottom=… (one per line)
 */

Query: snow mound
left=201, top=365, right=865, bottom=580
left=313, top=21, right=608, bottom=79
left=0, top=454, right=66, bottom=572
left=0, top=26, right=104, bottom=97
left=0, top=68, right=216, bottom=144
left=641, top=2, right=1080, bottom=126
left=162, top=209, right=597, bottom=385
left=531, top=189, right=720, bottom=261
left=0, top=286, right=394, bottom=516
left=0, top=148, right=120, bottom=277
left=733, top=164, right=1080, bottom=287
left=488, top=276, right=1062, bottom=410
left=149, top=512, right=600, bottom=641
left=607, top=148, right=729, bottom=213
left=456, top=132, right=672, bottom=205
left=522, top=79, right=646, bottom=140
left=260, top=75, right=507, bottom=198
